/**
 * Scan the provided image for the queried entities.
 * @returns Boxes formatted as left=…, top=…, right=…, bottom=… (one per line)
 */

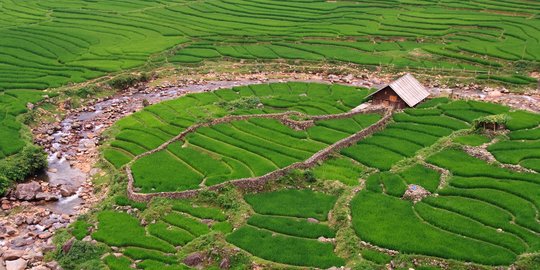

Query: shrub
left=70, top=220, right=91, bottom=240
left=0, top=145, right=47, bottom=184
left=55, top=240, right=107, bottom=270
left=108, top=73, right=150, bottom=90
left=141, top=197, right=173, bottom=222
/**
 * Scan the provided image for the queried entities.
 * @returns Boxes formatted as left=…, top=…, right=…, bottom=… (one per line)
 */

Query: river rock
left=35, top=193, right=59, bottom=202
left=13, top=182, right=42, bottom=201
left=59, top=185, right=77, bottom=197
left=183, top=252, right=205, bottom=267
left=307, top=218, right=319, bottom=223
left=61, top=237, right=75, bottom=254
left=3, top=250, right=24, bottom=260
left=1, top=226, right=18, bottom=237
left=488, top=90, right=502, bottom=97
left=219, top=257, right=230, bottom=269
left=5, top=259, right=27, bottom=270
left=38, top=232, right=52, bottom=239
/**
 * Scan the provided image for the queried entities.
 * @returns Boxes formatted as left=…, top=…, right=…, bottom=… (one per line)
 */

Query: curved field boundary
left=126, top=106, right=392, bottom=202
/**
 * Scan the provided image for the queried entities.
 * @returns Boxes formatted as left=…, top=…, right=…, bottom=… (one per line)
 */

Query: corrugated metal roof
left=368, top=73, right=430, bottom=107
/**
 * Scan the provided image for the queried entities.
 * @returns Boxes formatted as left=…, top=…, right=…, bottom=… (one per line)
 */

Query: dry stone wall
left=127, top=106, right=391, bottom=202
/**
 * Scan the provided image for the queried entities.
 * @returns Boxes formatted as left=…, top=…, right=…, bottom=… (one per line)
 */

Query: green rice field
left=2, top=0, right=540, bottom=184
left=1, top=0, right=540, bottom=92
left=85, top=82, right=540, bottom=269
left=103, top=82, right=380, bottom=192
left=227, top=189, right=344, bottom=268
left=92, top=200, right=230, bottom=270
left=3, top=0, right=540, bottom=268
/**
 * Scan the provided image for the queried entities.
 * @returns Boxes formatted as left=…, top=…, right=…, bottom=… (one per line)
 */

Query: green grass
left=312, top=157, right=364, bottom=186
left=244, top=189, right=337, bottom=221
left=70, top=220, right=91, bottom=240
left=105, top=255, right=132, bottom=270
left=92, top=211, right=175, bottom=253
left=351, top=191, right=517, bottom=265
left=227, top=226, right=344, bottom=268
left=247, top=214, right=336, bottom=239
left=117, top=82, right=378, bottom=192
left=361, top=249, right=392, bottom=264
left=399, top=165, right=441, bottom=193
left=162, top=212, right=210, bottom=236
left=427, top=149, right=540, bottom=184
left=454, top=134, right=491, bottom=146
left=172, top=201, right=226, bottom=221
left=123, top=247, right=177, bottom=264
left=147, top=221, right=195, bottom=246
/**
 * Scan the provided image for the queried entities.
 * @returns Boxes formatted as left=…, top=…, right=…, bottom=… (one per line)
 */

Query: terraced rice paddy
left=0, top=90, right=45, bottom=158
left=342, top=99, right=509, bottom=170
left=350, top=147, right=540, bottom=266
left=93, top=200, right=229, bottom=270
left=1, top=0, right=540, bottom=92
left=487, top=111, right=540, bottom=172
left=227, top=189, right=344, bottom=268
left=77, top=82, right=540, bottom=269
left=103, top=82, right=378, bottom=191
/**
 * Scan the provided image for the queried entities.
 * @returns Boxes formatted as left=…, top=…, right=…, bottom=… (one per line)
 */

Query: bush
left=108, top=73, right=150, bottom=90
left=141, top=197, right=173, bottom=222
left=0, top=145, right=47, bottom=190
left=70, top=220, right=91, bottom=240
left=55, top=240, right=107, bottom=270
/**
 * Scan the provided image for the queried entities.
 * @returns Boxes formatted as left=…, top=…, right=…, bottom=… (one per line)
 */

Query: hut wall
left=371, top=86, right=408, bottom=109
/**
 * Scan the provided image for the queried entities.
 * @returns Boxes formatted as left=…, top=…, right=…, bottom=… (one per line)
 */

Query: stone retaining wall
left=126, top=106, right=391, bottom=202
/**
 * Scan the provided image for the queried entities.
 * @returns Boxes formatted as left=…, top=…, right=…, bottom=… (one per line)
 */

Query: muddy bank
left=0, top=71, right=538, bottom=269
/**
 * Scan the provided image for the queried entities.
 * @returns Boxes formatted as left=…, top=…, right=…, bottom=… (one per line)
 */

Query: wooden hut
left=368, top=74, right=429, bottom=109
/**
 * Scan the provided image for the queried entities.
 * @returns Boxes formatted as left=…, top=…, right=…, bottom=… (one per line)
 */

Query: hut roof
left=368, top=73, right=430, bottom=107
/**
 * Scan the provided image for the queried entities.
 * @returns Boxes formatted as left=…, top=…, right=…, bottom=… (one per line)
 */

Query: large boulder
left=13, top=181, right=42, bottom=201
left=183, top=252, right=205, bottom=267
left=5, top=259, right=27, bottom=270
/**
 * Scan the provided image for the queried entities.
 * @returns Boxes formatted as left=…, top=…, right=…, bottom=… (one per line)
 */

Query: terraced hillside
left=93, top=201, right=231, bottom=270
left=1, top=0, right=540, bottom=92
left=70, top=82, right=540, bottom=270
left=102, top=82, right=372, bottom=169
left=2, top=0, right=540, bottom=187
left=130, top=113, right=381, bottom=193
